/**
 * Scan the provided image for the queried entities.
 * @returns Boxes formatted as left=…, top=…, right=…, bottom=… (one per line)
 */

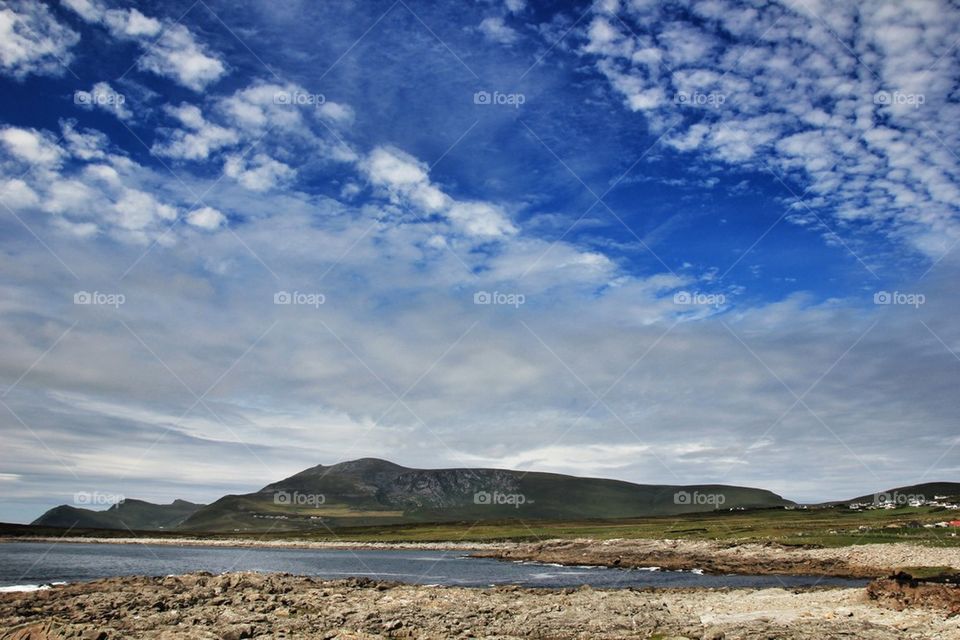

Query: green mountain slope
left=178, top=458, right=794, bottom=532
left=32, top=499, right=205, bottom=530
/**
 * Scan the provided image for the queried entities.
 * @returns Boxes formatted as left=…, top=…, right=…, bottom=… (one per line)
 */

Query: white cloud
left=0, top=123, right=197, bottom=241
left=0, top=177, right=38, bottom=208
left=62, top=0, right=226, bottom=90
left=148, top=81, right=358, bottom=195
left=223, top=153, right=294, bottom=192
left=365, top=146, right=430, bottom=188
left=40, top=178, right=94, bottom=214
left=152, top=103, right=239, bottom=160
left=219, top=82, right=310, bottom=135
left=479, top=16, right=518, bottom=44
left=186, top=205, right=225, bottom=229
left=316, top=101, right=355, bottom=127
left=0, top=125, right=64, bottom=166
left=0, top=0, right=79, bottom=79
left=447, top=201, right=518, bottom=238
left=101, top=6, right=161, bottom=38
left=579, top=0, right=960, bottom=259
left=111, top=187, right=177, bottom=230
left=138, top=23, right=226, bottom=91
left=59, top=0, right=101, bottom=22
left=340, top=182, right=361, bottom=199
left=456, top=444, right=653, bottom=474
left=61, top=121, right=108, bottom=160
left=362, top=146, right=517, bottom=239
left=149, top=80, right=361, bottom=180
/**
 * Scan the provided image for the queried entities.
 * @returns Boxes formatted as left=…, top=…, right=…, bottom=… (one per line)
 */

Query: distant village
left=844, top=494, right=960, bottom=530
left=847, top=494, right=960, bottom=511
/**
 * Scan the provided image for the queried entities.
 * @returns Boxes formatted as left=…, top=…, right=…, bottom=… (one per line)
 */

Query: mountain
left=178, top=458, right=793, bottom=532
left=32, top=499, right=205, bottom=530
left=27, top=464, right=960, bottom=533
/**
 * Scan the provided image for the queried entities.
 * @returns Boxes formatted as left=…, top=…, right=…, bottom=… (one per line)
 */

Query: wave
left=0, top=581, right=67, bottom=593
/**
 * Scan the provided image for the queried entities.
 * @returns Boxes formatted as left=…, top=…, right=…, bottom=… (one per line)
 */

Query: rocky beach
left=1, top=571, right=958, bottom=640
left=1, top=539, right=959, bottom=639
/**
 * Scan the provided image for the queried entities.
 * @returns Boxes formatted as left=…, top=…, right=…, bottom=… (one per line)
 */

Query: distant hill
left=177, top=458, right=793, bottom=532
left=832, top=482, right=960, bottom=506
left=32, top=499, right=205, bottom=530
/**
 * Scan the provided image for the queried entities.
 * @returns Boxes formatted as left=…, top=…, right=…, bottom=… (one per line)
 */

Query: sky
left=0, top=0, right=958, bottom=522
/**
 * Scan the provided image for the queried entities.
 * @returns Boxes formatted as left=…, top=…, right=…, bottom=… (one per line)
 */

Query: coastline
left=5, top=536, right=959, bottom=578
left=0, top=535, right=506, bottom=552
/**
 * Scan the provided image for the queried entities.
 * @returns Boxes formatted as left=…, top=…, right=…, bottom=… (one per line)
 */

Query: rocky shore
left=1, top=571, right=958, bottom=640
left=473, top=538, right=960, bottom=578
left=868, top=576, right=960, bottom=617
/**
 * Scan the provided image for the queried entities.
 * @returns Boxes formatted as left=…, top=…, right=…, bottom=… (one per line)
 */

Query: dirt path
left=1, top=572, right=957, bottom=640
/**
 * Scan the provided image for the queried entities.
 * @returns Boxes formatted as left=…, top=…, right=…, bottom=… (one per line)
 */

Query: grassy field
left=299, top=505, right=960, bottom=547
left=4, top=505, right=960, bottom=548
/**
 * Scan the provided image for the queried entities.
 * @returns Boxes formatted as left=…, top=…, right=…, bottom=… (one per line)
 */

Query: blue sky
left=0, top=0, right=958, bottom=522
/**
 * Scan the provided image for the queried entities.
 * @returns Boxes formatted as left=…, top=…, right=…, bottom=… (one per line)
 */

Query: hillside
left=32, top=499, right=205, bottom=530
left=177, top=458, right=793, bottom=532
left=831, top=482, right=960, bottom=506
